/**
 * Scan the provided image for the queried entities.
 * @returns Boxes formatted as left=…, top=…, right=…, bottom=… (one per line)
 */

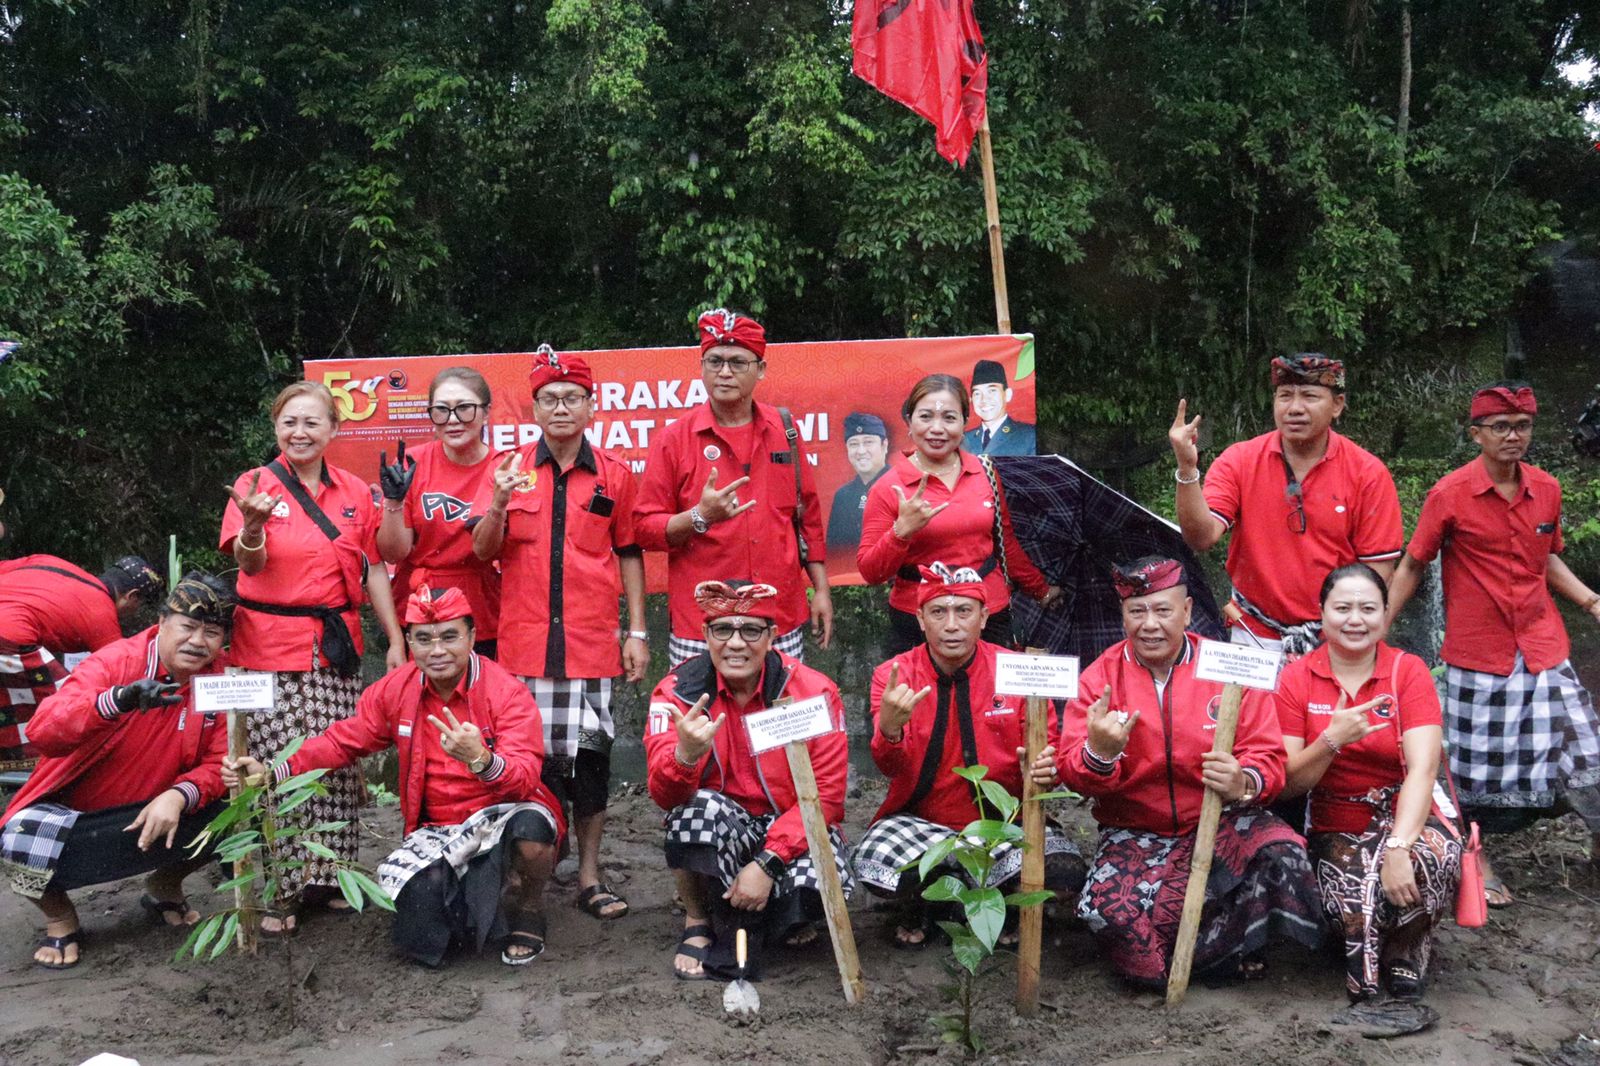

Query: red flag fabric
left=851, top=0, right=989, bottom=166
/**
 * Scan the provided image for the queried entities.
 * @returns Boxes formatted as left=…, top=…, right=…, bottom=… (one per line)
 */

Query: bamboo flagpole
left=977, top=115, right=1012, bottom=334
left=1015, top=687, right=1048, bottom=1013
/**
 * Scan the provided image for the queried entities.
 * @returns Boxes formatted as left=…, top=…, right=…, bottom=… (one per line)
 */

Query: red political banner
left=851, top=0, right=989, bottom=166
left=305, top=334, right=1037, bottom=588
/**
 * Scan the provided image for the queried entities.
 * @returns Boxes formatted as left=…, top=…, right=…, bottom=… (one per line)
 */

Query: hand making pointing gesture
left=878, top=661, right=932, bottom=741
left=1168, top=398, right=1202, bottom=475
left=890, top=472, right=949, bottom=540
left=671, top=694, right=725, bottom=765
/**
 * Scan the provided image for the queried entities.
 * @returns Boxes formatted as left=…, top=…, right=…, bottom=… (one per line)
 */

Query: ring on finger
left=1111, top=711, right=1130, bottom=726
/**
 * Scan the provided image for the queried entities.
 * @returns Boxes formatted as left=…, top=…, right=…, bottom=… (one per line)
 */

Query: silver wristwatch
left=689, top=506, right=710, bottom=534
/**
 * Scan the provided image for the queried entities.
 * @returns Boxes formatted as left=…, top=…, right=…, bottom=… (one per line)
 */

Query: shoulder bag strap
left=17, top=565, right=110, bottom=596
left=777, top=407, right=810, bottom=565
left=268, top=459, right=342, bottom=543
left=977, top=454, right=1012, bottom=589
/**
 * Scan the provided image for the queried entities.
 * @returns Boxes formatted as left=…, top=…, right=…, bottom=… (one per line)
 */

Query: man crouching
left=225, top=585, right=565, bottom=965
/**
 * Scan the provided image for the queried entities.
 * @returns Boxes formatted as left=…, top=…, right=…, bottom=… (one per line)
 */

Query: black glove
left=111, top=679, right=181, bottom=713
left=378, top=439, right=416, bottom=502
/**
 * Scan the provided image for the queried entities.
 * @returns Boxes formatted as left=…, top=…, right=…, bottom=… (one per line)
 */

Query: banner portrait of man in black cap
left=826, top=411, right=891, bottom=551
left=964, top=359, right=1036, bottom=456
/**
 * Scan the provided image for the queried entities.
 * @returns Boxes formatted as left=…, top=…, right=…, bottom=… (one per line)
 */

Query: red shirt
left=1275, top=642, right=1442, bottom=833
left=1057, top=634, right=1287, bottom=836
left=869, top=640, right=1059, bottom=828
left=858, top=452, right=1049, bottom=614
left=393, top=440, right=503, bottom=640
left=285, top=655, right=563, bottom=839
left=1405, top=457, right=1568, bottom=675
left=220, top=457, right=380, bottom=672
left=1204, top=430, right=1402, bottom=635
left=0, top=555, right=122, bottom=654
left=474, top=440, right=639, bottom=679
left=2, top=628, right=228, bottom=823
left=635, top=403, right=826, bottom=639
left=644, top=651, right=847, bottom=862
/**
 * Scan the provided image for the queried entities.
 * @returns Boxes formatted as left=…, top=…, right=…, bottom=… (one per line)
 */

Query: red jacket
left=282, top=654, right=564, bottom=840
left=1057, top=634, right=1287, bottom=836
left=644, top=651, right=847, bottom=862
left=2, top=628, right=227, bottom=822
left=869, top=640, right=1058, bottom=828
left=0, top=554, right=122, bottom=654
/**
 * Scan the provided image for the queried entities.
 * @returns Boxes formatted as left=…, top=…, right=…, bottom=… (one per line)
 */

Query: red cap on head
left=1469, top=385, right=1536, bottom=421
left=697, top=308, right=767, bottom=359
left=915, top=562, right=988, bottom=609
left=1111, top=559, right=1185, bottom=601
left=405, top=584, right=472, bottom=626
left=695, top=580, right=780, bottom=621
left=528, top=344, right=594, bottom=399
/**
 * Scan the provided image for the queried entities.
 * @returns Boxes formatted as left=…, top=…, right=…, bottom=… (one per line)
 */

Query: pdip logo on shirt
left=1204, top=694, right=1222, bottom=728
left=985, top=695, right=1014, bottom=717
left=1372, top=694, right=1396, bottom=719
left=341, top=506, right=357, bottom=518
left=421, top=493, right=472, bottom=523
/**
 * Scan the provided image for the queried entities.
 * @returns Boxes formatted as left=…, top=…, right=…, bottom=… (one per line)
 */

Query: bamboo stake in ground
left=977, top=116, right=1011, bottom=334
left=226, top=711, right=259, bottom=955
left=1015, top=688, right=1049, bottom=1015
left=1164, top=682, right=1244, bottom=1006
left=785, top=739, right=866, bottom=1005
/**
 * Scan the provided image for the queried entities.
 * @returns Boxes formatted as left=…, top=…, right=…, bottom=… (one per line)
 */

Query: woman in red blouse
left=857, top=374, right=1061, bottom=656
left=375, top=367, right=503, bottom=656
left=1277, top=564, right=1462, bottom=1014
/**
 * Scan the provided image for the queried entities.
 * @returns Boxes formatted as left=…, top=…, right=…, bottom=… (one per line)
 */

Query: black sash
left=902, top=650, right=979, bottom=814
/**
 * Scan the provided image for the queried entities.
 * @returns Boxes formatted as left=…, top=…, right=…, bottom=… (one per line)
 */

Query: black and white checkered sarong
left=1444, top=655, right=1600, bottom=807
left=668, top=625, right=806, bottom=669
left=520, top=677, right=614, bottom=763
left=376, top=801, right=557, bottom=899
left=664, top=789, right=854, bottom=898
left=1, top=802, right=81, bottom=899
left=851, top=813, right=1081, bottom=893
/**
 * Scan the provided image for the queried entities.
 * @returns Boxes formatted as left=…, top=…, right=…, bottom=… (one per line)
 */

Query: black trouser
left=540, top=748, right=612, bottom=821
left=50, top=801, right=222, bottom=892
left=670, top=841, right=822, bottom=981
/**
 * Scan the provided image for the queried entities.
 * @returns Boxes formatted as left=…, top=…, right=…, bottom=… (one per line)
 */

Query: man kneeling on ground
left=645, top=580, right=852, bottom=981
left=1, top=573, right=235, bottom=969
left=225, top=585, right=565, bottom=966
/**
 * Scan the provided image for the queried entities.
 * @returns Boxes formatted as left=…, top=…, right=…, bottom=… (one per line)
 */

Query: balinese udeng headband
left=405, top=584, right=472, bottom=626
left=844, top=412, right=888, bottom=440
left=916, top=561, right=988, bottom=608
left=110, top=556, right=165, bottom=602
left=528, top=343, right=594, bottom=398
left=695, top=579, right=780, bottom=621
left=697, top=309, right=767, bottom=360
left=163, top=572, right=237, bottom=631
left=1111, top=559, right=1185, bottom=600
left=1270, top=353, right=1345, bottom=392
left=1470, top=385, right=1537, bottom=421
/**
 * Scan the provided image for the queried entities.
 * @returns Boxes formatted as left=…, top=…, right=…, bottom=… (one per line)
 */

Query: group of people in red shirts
left=1, top=315, right=1596, bottom=1035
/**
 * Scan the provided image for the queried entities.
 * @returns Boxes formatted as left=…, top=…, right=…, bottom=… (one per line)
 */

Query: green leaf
left=951, top=764, right=989, bottom=784
left=1029, top=789, right=1078, bottom=802
left=336, top=868, right=367, bottom=913
left=959, top=887, right=1005, bottom=950
left=347, top=869, right=395, bottom=911
left=214, top=871, right=259, bottom=893
left=914, top=835, right=959, bottom=882
left=304, top=821, right=349, bottom=834
left=978, top=780, right=1020, bottom=821
left=275, top=769, right=328, bottom=794
left=274, top=789, right=319, bottom=816
left=270, top=735, right=306, bottom=768
left=953, top=847, right=989, bottom=886
left=921, top=874, right=964, bottom=903
left=957, top=819, right=1024, bottom=844
left=302, top=840, right=339, bottom=861
left=189, top=912, right=224, bottom=958
left=209, top=914, right=240, bottom=959
left=942, top=924, right=988, bottom=974
left=1004, top=890, right=1055, bottom=909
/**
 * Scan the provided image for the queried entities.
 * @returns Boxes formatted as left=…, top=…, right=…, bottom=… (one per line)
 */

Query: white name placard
left=193, top=672, right=277, bottom=714
left=744, top=695, right=836, bottom=754
left=1193, top=640, right=1282, bottom=692
left=994, top=652, right=1081, bottom=699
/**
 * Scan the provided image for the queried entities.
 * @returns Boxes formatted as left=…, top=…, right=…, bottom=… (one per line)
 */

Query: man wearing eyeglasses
left=1168, top=353, right=1403, bottom=655
left=1387, top=382, right=1600, bottom=904
left=471, top=348, right=646, bottom=924
left=644, top=580, right=851, bottom=980
left=636, top=309, right=832, bottom=666
left=225, top=586, right=565, bottom=966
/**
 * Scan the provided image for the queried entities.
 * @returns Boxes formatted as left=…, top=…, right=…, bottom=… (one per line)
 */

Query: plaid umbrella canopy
left=995, top=455, right=1226, bottom=659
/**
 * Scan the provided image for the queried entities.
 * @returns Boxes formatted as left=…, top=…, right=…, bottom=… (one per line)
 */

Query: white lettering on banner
left=743, top=695, right=836, bottom=754
left=1193, top=640, right=1282, bottom=692
left=491, top=424, right=515, bottom=451
left=193, top=672, right=277, bottom=714
left=598, top=381, right=626, bottom=411
left=518, top=423, right=538, bottom=445
left=628, top=380, right=656, bottom=409
left=994, top=653, right=1080, bottom=699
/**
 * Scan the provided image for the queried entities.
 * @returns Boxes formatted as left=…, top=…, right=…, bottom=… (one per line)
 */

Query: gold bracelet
left=237, top=528, right=266, bottom=551
left=1583, top=594, right=1600, bottom=612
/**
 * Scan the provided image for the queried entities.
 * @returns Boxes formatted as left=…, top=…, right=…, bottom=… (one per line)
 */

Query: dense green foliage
left=2, top=0, right=1598, bottom=570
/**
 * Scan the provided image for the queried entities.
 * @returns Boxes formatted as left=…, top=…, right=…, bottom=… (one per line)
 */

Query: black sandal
left=575, top=883, right=630, bottom=921
left=673, top=922, right=713, bottom=980
left=1387, top=961, right=1425, bottom=1001
left=34, top=929, right=83, bottom=970
left=502, top=911, right=547, bottom=966
left=139, top=894, right=194, bottom=928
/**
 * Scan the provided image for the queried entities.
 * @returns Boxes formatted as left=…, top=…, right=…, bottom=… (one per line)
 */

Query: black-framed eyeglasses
left=1473, top=418, right=1534, bottom=439
left=1285, top=482, right=1307, bottom=535
left=702, top=355, right=761, bottom=374
left=427, top=402, right=486, bottom=425
left=534, top=391, right=590, bottom=412
left=408, top=630, right=469, bottom=649
left=706, top=621, right=772, bottom=642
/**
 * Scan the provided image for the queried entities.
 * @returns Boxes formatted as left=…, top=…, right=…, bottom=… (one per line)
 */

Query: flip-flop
left=501, top=912, right=547, bottom=966
left=139, top=894, right=195, bottom=928
left=673, top=922, right=714, bottom=981
left=258, top=909, right=299, bottom=939
left=1483, top=878, right=1515, bottom=909
left=1331, top=997, right=1440, bottom=1038
left=574, top=883, right=630, bottom=921
left=33, top=930, right=83, bottom=970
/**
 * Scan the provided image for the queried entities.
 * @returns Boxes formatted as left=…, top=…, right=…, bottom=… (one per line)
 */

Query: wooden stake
left=785, top=739, right=866, bottom=1005
left=227, top=711, right=259, bottom=956
left=977, top=116, right=1011, bottom=334
left=1164, top=683, right=1244, bottom=1006
left=1015, top=685, right=1049, bottom=1015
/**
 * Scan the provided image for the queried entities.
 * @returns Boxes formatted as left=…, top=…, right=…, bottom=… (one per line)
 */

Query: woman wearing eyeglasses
left=376, top=367, right=504, bottom=657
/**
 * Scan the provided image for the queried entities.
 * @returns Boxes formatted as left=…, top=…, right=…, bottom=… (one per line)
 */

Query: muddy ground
left=1, top=767, right=1597, bottom=1066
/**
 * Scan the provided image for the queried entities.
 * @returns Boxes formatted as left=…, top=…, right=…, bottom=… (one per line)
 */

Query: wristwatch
left=1383, top=836, right=1414, bottom=852
left=468, top=753, right=492, bottom=775
left=756, top=849, right=786, bottom=881
left=689, top=506, right=710, bottom=534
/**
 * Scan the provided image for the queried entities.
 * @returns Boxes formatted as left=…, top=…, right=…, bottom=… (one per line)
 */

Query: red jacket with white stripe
left=280, top=654, right=564, bottom=840
left=2, top=627, right=228, bottom=822
left=644, top=651, right=848, bottom=863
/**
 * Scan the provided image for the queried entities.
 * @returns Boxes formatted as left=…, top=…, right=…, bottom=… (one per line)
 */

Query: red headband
left=1112, top=559, right=1185, bottom=600
left=697, top=308, right=767, bottom=359
left=405, top=584, right=472, bottom=626
left=915, top=562, right=988, bottom=608
left=1470, top=386, right=1536, bottom=421
left=695, top=580, right=780, bottom=621
left=528, top=344, right=593, bottom=398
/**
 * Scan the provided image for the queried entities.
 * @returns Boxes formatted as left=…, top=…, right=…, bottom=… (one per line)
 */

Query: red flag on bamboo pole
left=851, top=0, right=989, bottom=166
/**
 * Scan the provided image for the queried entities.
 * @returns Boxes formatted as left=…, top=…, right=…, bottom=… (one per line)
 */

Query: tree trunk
left=1395, top=1, right=1412, bottom=193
